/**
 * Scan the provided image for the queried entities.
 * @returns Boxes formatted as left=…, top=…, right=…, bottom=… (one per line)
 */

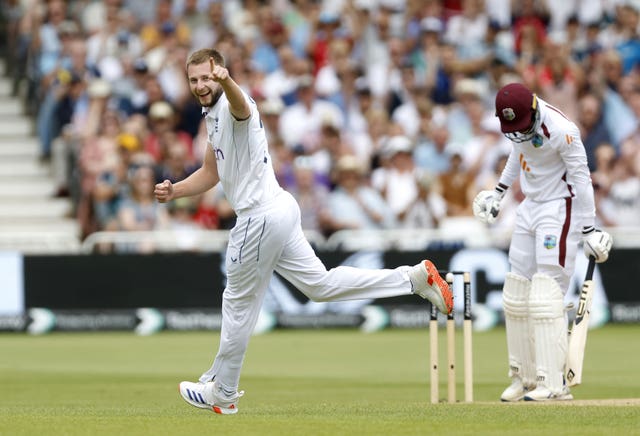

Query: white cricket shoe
left=524, top=385, right=573, bottom=402
left=408, top=260, right=453, bottom=314
left=179, top=380, right=244, bottom=414
left=500, top=378, right=532, bottom=402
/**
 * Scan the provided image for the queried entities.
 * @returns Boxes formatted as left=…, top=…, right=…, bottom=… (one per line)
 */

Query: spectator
left=439, top=152, right=475, bottom=217
left=117, top=165, right=170, bottom=251
left=340, top=81, right=375, bottom=162
left=403, top=170, right=447, bottom=229
left=114, top=57, right=150, bottom=116
left=414, top=118, right=452, bottom=174
left=371, top=135, right=420, bottom=223
left=597, top=139, right=640, bottom=227
left=261, top=45, right=305, bottom=104
left=252, top=8, right=288, bottom=74
left=534, top=37, right=584, bottom=121
left=309, top=121, right=355, bottom=188
left=132, top=75, right=168, bottom=116
left=49, top=70, right=87, bottom=197
left=315, top=38, right=355, bottom=105
left=35, top=17, right=85, bottom=160
left=278, top=74, right=344, bottom=153
left=167, top=197, right=206, bottom=252
left=591, top=142, right=617, bottom=227
left=84, top=4, right=143, bottom=81
left=444, top=0, right=489, bottom=64
left=259, top=97, right=285, bottom=144
left=154, top=140, right=198, bottom=184
left=92, top=140, right=133, bottom=232
left=34, top=0, right=70, bottom=90
left=321, top=155, right=396, bottom=235
left=577, top=92, right=612, bottom=171
left=138, top=0, right=190, bottom=56
left=11, top=0, right=640, bottom=248
left=306, top=10, right=351, bottom=75
left=288, top=156, right=330, bottom=233
left=144, top=100, right=193, bottom=162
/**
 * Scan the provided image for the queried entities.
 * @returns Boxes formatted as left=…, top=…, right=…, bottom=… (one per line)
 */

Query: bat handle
left=585, top=256, right=596, bottom=281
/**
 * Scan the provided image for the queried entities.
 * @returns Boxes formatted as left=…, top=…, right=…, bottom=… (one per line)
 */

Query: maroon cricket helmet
left=495, top=83, right=537, bottom=134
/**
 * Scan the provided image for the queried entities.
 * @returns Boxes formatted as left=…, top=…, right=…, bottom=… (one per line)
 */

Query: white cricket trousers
left=508, top=196, right=582, bottom=292
left=198, top=191, right=414, bottom=391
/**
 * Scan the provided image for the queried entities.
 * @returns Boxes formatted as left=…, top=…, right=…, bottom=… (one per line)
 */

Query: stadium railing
left=1, top=225, right=639, bottom=254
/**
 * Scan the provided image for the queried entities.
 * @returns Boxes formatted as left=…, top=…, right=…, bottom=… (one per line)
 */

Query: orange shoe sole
left=423, top=260, right=453, bottom=314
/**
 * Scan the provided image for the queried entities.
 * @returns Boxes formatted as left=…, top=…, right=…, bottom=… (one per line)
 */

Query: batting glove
left=582, top=226, right=613, bottom=263
left=473, top=189, right=503, bottom=224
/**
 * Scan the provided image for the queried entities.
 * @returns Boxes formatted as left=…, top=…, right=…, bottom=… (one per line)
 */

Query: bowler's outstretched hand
left=209, top=57, right=229, bottom=82
left=154, top=179, right=174, bottom=203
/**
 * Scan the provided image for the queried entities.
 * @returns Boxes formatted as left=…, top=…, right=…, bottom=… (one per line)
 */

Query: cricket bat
left=565, top=256, right=596, bottom=387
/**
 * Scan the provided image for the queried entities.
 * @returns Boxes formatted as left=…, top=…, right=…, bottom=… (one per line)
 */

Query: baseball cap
left=495, top=83, right=536, bottom=133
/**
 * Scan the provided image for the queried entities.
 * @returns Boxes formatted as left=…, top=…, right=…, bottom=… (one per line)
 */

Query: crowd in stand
left=2, top=0, right=640, bottom=247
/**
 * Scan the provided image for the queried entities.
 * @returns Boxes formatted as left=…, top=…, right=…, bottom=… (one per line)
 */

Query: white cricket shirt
left=205, top=91, right=283, bottom=214
left=498, top=98, right=596, bottom=226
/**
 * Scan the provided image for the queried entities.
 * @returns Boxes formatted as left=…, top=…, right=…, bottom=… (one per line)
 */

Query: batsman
left=473, top=83, right=613, bottom=401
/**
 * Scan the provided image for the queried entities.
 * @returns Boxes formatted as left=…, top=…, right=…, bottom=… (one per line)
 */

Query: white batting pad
left=529, top=273, right=568, bottom=394
left=502, top=273, right=535, bottom=387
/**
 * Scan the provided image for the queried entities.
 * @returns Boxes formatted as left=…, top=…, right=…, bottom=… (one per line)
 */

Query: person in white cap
left=472, top=82, right=613, bottom=401
left=153, top=48, right=453, bottom=414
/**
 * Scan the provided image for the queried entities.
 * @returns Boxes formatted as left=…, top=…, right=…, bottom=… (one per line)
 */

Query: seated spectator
left=138, top=0, right=191, bottom=55
left=77, top=100, right=122, bottom=237
left=402, top=170, right=447, bottom=229
left=577, top=92, right=612, bottom=171
left=261, top=45, right=304, bottom=105
left=598, top=140, right=640, bottom=227
left=591, top=142, right=617, bottom=227
left=320, top=155, right=396, bottom=235
left=439, top=152, right=475, bottom=217
left=309, top=121, right=354, bottom=187
left=278, top=74, right=344, bottom=153
left=288, top=156, right=330, bottom=233
left=167, top=197, right=206, bottom=252
left=117, top=165, right=170, bottom=252
left=144, top=101, right=193, bottom=162
left=154, top=140, right=198, bottom=184
left=371, top=135, right=419, bottom=223
left=93, top=149, right=131, bottom=232
left=252, top=11, right=288, bottom=74
left=414, top=119, right=452, bottom=174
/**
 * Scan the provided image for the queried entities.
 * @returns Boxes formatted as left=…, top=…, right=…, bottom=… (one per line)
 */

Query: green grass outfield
left=1, top=325, right=639, bottom=436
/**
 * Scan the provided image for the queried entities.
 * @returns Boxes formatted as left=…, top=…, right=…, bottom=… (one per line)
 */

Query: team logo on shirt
left=532, top=134, right=543, bottom=148
left=502, top=108, right=516, bottom=121
left=543, top=234, right=557, bottom=249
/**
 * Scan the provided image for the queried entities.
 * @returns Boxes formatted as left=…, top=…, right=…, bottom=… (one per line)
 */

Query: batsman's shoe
left=523, top=385, right=573, bottom=402
left=179, top=381, right=244, bottom=414
left=409, top=260, right=453, bottom=314
left=500, top=378, right=532, bottom=402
